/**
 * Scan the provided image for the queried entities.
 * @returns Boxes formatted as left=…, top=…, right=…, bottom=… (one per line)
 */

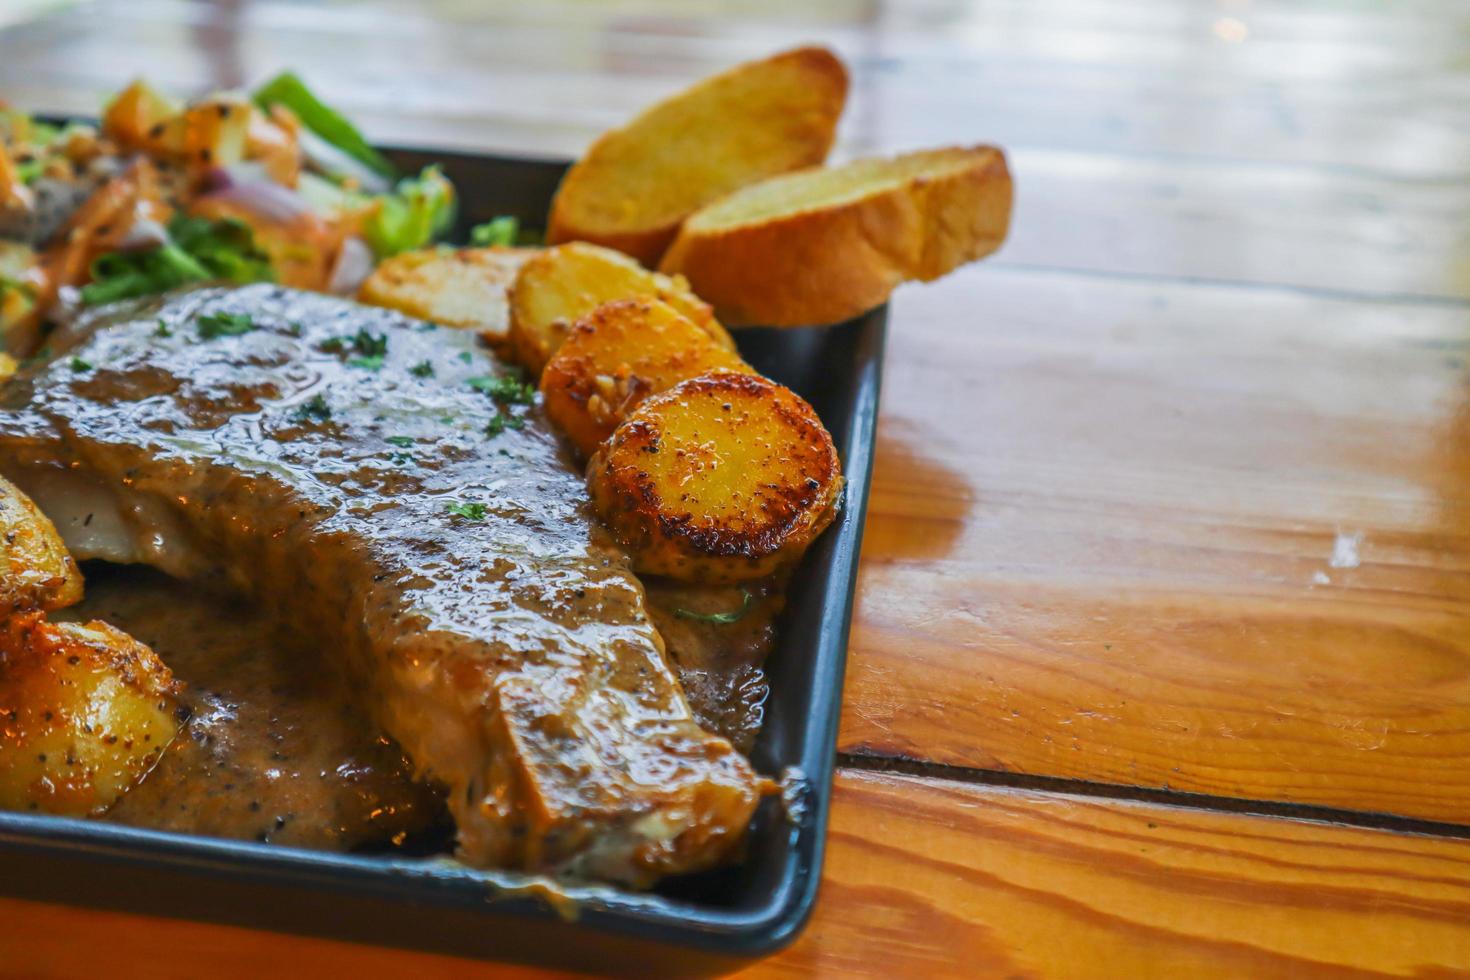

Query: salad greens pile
left=82, top=215, right=275, bottom=306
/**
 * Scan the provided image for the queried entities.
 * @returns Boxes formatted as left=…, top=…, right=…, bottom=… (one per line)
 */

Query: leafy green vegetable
left=170, top=216, right=275, bottom=284
left=197, top=312, right=256, bottom=339
left=153, top=320, right=173, bottom=338
left=348, top=355, right=385, bottom=371
left=68, top=357, right=92, bottom=373
left=362, top=166, right=455, bottom=258
left=408, top=360, right=435, bottom=379
left=445, top=501, right=488, bottom=521
left=673, top=589, right=755, bottom=625
left=385, top=435, right=416, bottom=448
left=252, top=71, right=394, bottom=178
left=81, top=216, right=273, bottom=306
left=0, top=274, right=35, bottom=300
left=470, top=216, right=518, bottom=247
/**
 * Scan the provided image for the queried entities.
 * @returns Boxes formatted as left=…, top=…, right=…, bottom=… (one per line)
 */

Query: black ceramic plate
left=0, top=145, right=884, bottom=976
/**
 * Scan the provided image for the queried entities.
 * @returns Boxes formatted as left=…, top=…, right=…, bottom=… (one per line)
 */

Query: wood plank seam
left=835, top=753, right=1470, bottom=841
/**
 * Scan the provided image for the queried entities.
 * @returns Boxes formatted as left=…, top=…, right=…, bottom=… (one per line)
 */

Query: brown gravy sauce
left=61, top=564, right=447, bottom=851
left=61, top=563, right=777, bottom=852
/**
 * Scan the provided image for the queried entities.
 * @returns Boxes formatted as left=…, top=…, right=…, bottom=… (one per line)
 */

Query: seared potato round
left=0, top=475, right=82, bottom=615
left=508, top=241, right=734, bottom=376
left=0, top=615, right=182, bottom=816
left=358, top=246, right=536, bottom=345
left=541, top=298, right=753, bottom=457
left=588, top=372, right=842, bottom=583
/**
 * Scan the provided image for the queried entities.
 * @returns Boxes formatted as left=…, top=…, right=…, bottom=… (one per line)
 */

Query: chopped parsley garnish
left=68, top=356, right=92, bottom=373
left=484, top=412, right=526, bottom=437
left=153, top=319, right=172, bottom=338
left=469, top=215, right=518, bottom=247
left=457, top=351, right=473, bottom=364
left=385, top=435, right=416, bottom=448
left=408, top=360, right=435, bottom=378
left=322, top=328, right=388, bottom=368
left=674, top=589, right=755, bottom=625
left=292, top=394, right=332, bottom=423
left=197, top=311, right=256, bottom=339
left=445, top=501, right=488, bottom=521
left=467, top=372, right=535, bottom=405
left=286, top=322, right=304, bottom=338
left=352, top=329, right=388, bottom=358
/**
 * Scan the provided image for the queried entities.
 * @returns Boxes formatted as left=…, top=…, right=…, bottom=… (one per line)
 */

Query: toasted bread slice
left=546, top=46, right=848, bottom=266
left=508, top=241, right=734, bottom=375
left=660, top=145, right=1013, bottom=327
left=358, top=247, right=535, bottom=343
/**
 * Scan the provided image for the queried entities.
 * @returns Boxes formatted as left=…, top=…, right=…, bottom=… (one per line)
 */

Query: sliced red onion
left=116, top=217, right=169, bottom=251
left=298, top=128, right=391, bottom=195
left=198, top=177, right=313, bottom=225
left=326, top=236, right=373, bottom=295
left=202, top=161, right=271, bottom=193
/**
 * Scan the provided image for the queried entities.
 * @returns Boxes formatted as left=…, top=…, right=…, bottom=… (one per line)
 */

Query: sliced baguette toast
left=546, top=46, right=848, bottom=266
left=659, top=145, right=1013, bottom=327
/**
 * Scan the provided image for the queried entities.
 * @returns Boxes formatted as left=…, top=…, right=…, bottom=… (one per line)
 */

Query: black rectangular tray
left=0, top=145, right=885, bottom=975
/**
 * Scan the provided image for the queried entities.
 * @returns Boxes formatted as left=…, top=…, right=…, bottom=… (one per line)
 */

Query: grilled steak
left=0, top=284, right=764, bottom=885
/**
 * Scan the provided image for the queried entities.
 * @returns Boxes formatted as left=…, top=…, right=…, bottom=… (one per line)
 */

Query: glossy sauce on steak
left=0, top=284, right=768, bottom=885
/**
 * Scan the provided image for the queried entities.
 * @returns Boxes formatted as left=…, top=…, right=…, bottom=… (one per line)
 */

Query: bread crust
left=660, top=145, right=1013, bottom=327
left=547, top=46, right=848, bottom=266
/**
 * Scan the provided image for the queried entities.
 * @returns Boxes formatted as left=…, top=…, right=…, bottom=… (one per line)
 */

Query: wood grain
left=3, top=2, right=1467, bottom=302
left=842, top=264, right=1470, bottom=821
left=5, top=771, right=1470, bottom=978
left=771, top=771, right=1470, bottom=978
left=3, top=0, right=1470, bottom=974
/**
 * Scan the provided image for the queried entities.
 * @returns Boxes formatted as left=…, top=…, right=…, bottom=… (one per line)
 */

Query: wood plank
left=6, top=771, right=1470, bottom=977
left=766, top=771, right=1470, bottom=978
left=4, top=4, right=1465, bottom=300
left=839, top=265, right=1470, bottom=823
left=4, top=0, right=1467, bottom=179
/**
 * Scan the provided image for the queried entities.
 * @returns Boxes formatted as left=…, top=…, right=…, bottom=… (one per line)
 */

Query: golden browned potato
left=507, top=242, right=734, bottom=376
left=587, top=372, right=842, bottom=583
left=0, top=614, right=182, bottom=816
left=540, top=298, right=753, bottom=457
left=0, top=475, right=82, bottom=615
left=358, top=246, right=537, bottom=345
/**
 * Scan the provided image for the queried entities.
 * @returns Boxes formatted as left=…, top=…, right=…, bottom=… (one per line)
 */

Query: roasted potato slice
left=540, top=298, right=753, bottom=457
left=587, top=372, right=842, bottom=583
left=0, top=475, right=82, bottom=615
left=508, top=242, right=733, bottom=376
left=358, top=246, right=535, bottom=344
left=0, top=614, right=182, bottom=816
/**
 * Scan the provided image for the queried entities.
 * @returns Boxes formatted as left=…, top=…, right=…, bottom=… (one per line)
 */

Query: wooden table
left=4, top=0, right=1470, bottom=975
